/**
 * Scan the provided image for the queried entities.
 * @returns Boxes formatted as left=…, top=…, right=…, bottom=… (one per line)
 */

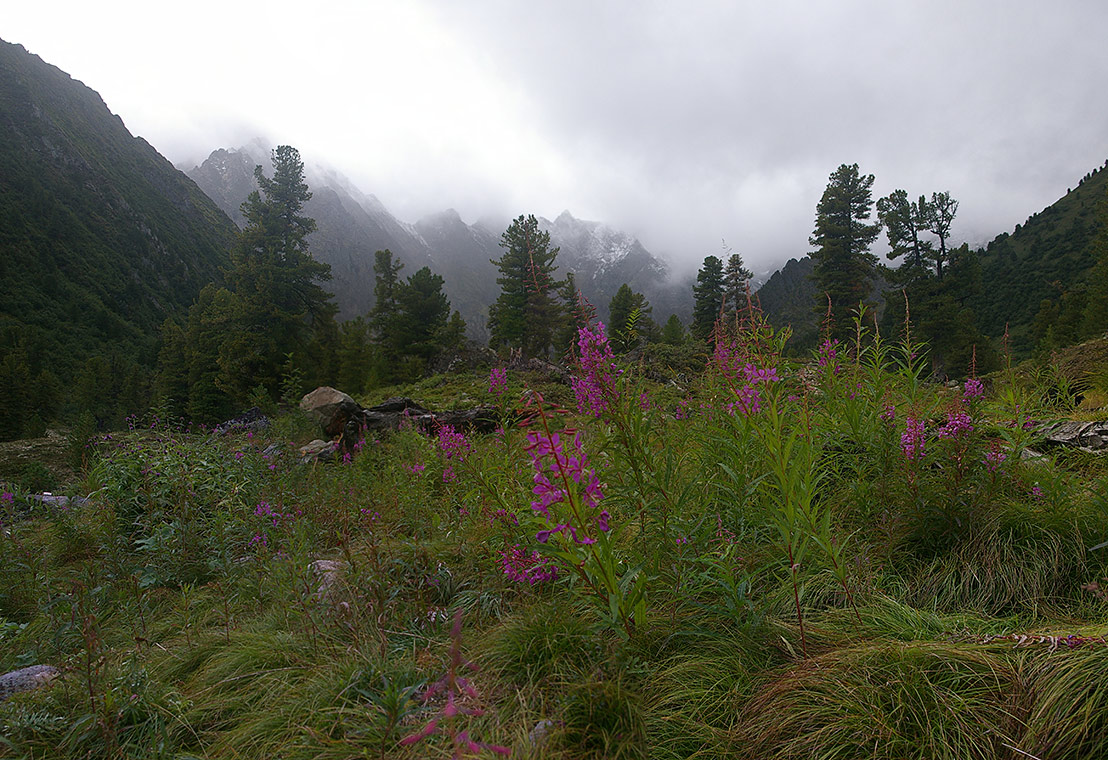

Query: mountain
left=0, top=39, right=236, bottom=383
left=189, top=144, right=689, bottom=338
left=754, top=256, right=819, bottom=350
left=413, top=209, right=501, bottom=339
left=756, top=159, right=1108, bottom=357
left=540, top=211, right=689, bottom=325
left=973, top=160, right=1108, bottom=353
left=186, top=145, right=433, bottom=320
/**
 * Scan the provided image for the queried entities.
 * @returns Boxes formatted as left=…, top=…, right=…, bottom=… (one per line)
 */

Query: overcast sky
left=7, top=1, right=1108, bottom=276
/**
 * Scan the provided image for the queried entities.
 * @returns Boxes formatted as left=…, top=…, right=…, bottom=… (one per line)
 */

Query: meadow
left=2, top=312, right=1107, bottom=759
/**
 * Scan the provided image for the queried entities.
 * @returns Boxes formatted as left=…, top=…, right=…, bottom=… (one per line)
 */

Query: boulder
left=309, top=559, right=346, bottom=602
left=298, top=439, right=337, bottom=464
left=0, top=665, right=60, bottom=701
left=301, top=387, right=360, bottom=437
left=1035, top=420, right=1108, bottom=453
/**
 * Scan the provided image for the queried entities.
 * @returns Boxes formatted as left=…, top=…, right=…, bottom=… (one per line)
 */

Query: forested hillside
left=975, top=162, right=1108, bottom=353
left=0, top=39, right=236, bottom=433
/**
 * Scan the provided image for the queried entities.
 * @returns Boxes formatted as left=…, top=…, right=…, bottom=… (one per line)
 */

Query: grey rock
left=27, top=493, right=89, bottom=509
left=301, top=387, right=360, bottom=437
left=309, top=559, right=346, bottom=602
left=298, top=439, right=337, bottom=464
left=0, top=665, right=60, bottom=701
left=1035, top=420, right=1108, bottom=453
left=528, top=719, right=558, bottom=747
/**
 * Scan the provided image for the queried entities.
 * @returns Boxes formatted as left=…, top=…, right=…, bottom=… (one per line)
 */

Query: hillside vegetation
left=2, top=316, right=1107, bottom=759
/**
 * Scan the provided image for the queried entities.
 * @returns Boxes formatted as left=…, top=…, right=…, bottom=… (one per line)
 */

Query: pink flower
left=938, top=411, right=974, bottom=440
left=901, top=417, right=926, bottom=461
left=571, top=323, right=620, bottom=417
left=488, top=367, right=507, bottom=396
left=499, top=545, right=558, bottom=584
left=525, top=429, right=608, bottom=542
left=817, top=338, right=842, bottom=374
left=963, top=377, right=984, bottom=401
left=984, top=445, right=1007, bottom=473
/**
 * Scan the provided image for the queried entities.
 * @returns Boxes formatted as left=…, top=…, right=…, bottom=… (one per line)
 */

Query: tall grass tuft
left=736, top=641, right=1020, bottom=760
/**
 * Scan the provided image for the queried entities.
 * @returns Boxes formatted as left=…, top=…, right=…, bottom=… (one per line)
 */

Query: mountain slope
left=190, top=145, right=690, bottom=338
left=974, top=161, right=1108, bottom=352
left=0, top=38, right=236, bottom=380
left=187, top=145, right=433, bottom=321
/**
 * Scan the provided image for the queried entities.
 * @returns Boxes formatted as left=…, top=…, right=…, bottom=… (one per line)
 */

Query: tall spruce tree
left=488, top=214, right=563, bottom=358
left=370, top=249, right=404, bottom=378
left=393, top=266, right=453, bottom=379
left=810, top=163, right=880, bottom=339
left=691, top=255, right=725, bottom=340
left=723, top=252, right=753, bottom=321
left=217, top=145, right=335, bottom=401
left=662, top=314, right=686, bottom=345
left=555, top=272, right=592, bottom=357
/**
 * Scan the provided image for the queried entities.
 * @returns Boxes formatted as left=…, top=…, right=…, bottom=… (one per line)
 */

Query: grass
left=2, top=332, right=1108, bottom=759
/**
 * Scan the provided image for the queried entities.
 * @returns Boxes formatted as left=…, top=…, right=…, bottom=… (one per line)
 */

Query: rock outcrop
left=300, top=389, right=500, bottom=450
left=300, top=387, right=361, bottom=437
left=0, top=665, right=60, bottom=701
left=1036, top=420, right=1108, bottom=453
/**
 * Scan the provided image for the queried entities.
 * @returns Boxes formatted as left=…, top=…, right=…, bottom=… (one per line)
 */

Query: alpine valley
left=185, top=141, right=693, bottom=340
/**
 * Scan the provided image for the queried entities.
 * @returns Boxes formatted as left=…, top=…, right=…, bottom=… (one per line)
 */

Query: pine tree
left=217, top=146, right=336, bottom=401
left=336, top=317, right=374, bottom=394
left=555, top=272, right=592, bottom=357
left=810, top=164, right=881, bottom=339
left=370, top=249, right=404, bottom=379
left=0, top=348, right=32, bottom=441
left=662, top=314, right=686, bottom=345
left=922, top=191, right=959, bottom=280
left=722, top=252, right=753, bottom=321
left=877, top=189, right=933, bottom=281
left=691, top=255, right=725, bottom=340
left=608, top=283, right=657, bottom=353
left=1082, top=216, right=1108, bottom=338
left=488, top=214, right=564, bottom=358
left=393, top=266, right=452, bottom=379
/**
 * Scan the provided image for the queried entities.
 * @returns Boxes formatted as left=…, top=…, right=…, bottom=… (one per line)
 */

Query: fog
left=7, top=0, right=1108, bottom=275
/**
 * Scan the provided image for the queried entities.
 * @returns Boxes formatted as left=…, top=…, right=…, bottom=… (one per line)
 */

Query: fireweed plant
left=568, top=321, right=700, bottom=592
left=704, top=311, right=866, bottom=650
left=520, top=393, right=647, bottom=637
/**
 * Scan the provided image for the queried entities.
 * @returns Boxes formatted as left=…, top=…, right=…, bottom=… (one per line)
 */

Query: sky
left=7, top=0, right=1108, bottom=276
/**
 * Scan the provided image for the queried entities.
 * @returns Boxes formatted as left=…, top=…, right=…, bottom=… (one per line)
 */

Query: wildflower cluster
left=963, top=377, right=984, bottom=401
left=400, top=610, right=510, bottom=757
left=437, top=425, right=471, bottom=483
left=984, top=444, right=1007, bottom=473
left=488, top=367, right=507, bottom=396
left=901, top=417, right=926, bottom=461
left=712, top=340, right=780, bottom=415
left=880, top=403, right=896, bottom=423
left=817, top=338, right=842, bottom=374
left=937, top=411, right=974, bottom=440
left=249, top=501, right=301, bottom=551
left=525, top=430, right=607, bottom=545
left=498, top=545, right=558, bottom=584
left=570, top=323, right=620, bottom=417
